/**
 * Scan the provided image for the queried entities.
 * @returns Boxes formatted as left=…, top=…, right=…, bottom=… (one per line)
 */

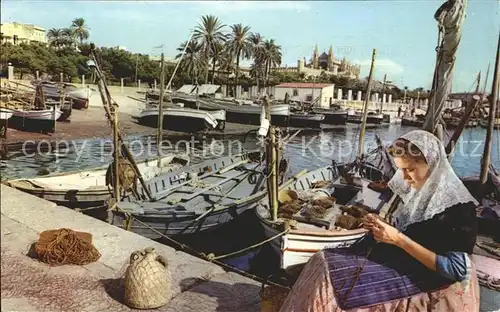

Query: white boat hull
left=66, top=88, right=90, bottom=100
left=137, top=107, right=224, bottom=132
left=0, top=108, right=14, bottom=120
left=9, top=109, right=63, bottom=132
left=281, top=231, right=366, bottom=270
left=12, top=109, right=63, bottom=121
left=5, top=154, right=189, bottom=207
left=255, top=163, right=389, bottom=271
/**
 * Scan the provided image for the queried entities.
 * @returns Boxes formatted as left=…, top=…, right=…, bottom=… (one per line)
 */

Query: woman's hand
left=363, top=214, right=402, bottom=246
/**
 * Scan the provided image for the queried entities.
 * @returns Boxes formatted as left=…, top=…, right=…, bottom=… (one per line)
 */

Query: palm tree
left=217, top=50, right=234, bottom=95
left=71, top=18, right=90, bottom=44
left=226, top=24, right=252, bottom=96
left=47, top=28, right=74, bottom=49
left=261, top=39, right=282, bottom=89
left=47, top=28, right=64, bottom=48
left=193, top=15, right=227, bottom=84
left=176, top=40, right=205, bottom=85
left=209, top=41, right=227, bottom=84
left=248, top=32, right=264, bottom=91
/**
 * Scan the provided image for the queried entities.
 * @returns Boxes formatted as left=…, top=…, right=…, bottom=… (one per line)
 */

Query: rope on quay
left=206, top=228, right=290, bottom=261
left=74, top=205, right=107, bottom=213
left=116, top=207, right=291, bottom=290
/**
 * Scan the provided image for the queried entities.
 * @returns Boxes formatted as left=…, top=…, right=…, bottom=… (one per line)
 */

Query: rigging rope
left=116, top=207, right=290, bottom=290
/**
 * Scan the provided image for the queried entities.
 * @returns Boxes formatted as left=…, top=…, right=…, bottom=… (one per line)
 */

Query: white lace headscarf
left=387, top=130, right=479, bottom=231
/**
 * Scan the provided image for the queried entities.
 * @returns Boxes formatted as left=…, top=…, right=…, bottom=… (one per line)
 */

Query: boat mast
left=358, top=49, right=377, bottom=158
left=88, top=44, right=153, bottom=201
left=423, top=0, right=468, bottom=136
left=157, top=53, right=165, bottom=167
left=480, top=30, right=500, bottom=184
left=445, top=71, right=483, bottom=155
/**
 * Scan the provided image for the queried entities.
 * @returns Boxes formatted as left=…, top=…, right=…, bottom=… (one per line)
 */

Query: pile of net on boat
left=277, top=180, right=374, bottom=230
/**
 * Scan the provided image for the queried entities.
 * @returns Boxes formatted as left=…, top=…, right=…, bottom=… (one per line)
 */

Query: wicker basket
left=260, top=283, right=290, bottom=312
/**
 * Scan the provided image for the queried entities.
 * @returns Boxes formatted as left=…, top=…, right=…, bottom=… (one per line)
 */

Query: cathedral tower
left=312, top=44, right=319, bottom=69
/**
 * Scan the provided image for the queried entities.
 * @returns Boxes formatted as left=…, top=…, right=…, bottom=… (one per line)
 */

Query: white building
left=273, top=82, right=335, bottom=108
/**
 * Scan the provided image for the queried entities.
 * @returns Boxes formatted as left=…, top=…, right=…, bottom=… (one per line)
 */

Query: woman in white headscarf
left=279, top=130, right=481, bottom=312
left=365, top=129, right=480, bottom=283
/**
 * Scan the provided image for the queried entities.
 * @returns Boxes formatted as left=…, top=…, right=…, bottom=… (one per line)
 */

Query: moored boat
left=4, top=154, right=190, bottom=210
left=9, top=108, right=63, bottom=133
left=136, top=107, right=225, bottom=132
left=255, top=162, right=390, bottom=271
left=347, top=109, right=383, bottom=124
left=0, top=108, right=14, bottom=120
left=479, top=118, right=500, bottom=129
left=289, top=112, right=325, bottom=128
left=313, top=108, right=348, bottom=125
left=110, top=151, right=287, bottom=238
left=177, top=95, right=291, bottom=126
left=0, top=107, right=13, bottom=138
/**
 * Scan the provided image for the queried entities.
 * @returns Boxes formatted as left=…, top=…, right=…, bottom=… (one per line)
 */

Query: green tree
left=193, top=15, right=227, bottom=84
left=176, top=40, right=205, bottom=85
left=71, top=18, right=90, bottom=44
left=226, top=24, right=252, bottom=92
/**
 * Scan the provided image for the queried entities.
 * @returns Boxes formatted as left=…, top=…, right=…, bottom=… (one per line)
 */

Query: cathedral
left=305, top=44, right=361, bottom=78
left=274, top=45, right=360, bottom=79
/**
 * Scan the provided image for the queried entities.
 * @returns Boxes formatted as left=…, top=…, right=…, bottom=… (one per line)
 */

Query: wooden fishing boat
left=9, top=108, right=63, bottom=133
left=0, top=107, right=13, bottom=139
left=445, top=117, right=478, bottom=128
left=401, top=116, right=425, bottom=127
left=289, top=112, right=325, bottom=128
left=313, top=108, right=348, bottom=125
left=35, top=80, right=90, bottom=109
left=255, top=162, right=390, bottom=271
left=347, top=110, right=384, bottom=124
left=479, top=118, right=500, bottom=129
left=0, top=108, right=14, bottom=120
left=176, top=95, right=291, bottom=127
left=461, top=165, right=500, bottom=239
left=110, top=151, right=287, bottom=238
left=136, top=107, right=225, bottom=132
left=4, top=154, right=189, bottom=209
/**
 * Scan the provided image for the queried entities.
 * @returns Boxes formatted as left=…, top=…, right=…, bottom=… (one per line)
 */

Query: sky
left=1, top=0, right=499, bottom=92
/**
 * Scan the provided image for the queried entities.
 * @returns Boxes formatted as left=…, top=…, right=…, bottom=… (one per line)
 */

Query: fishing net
left=123, top=247, right=172, bottom=309
left=335, top=214, right=362, bottom=230
left=304, top=204, right=328, bottom=219
left=34, top=228, right=101, bottom=266
left=335, top=205, right=372, bottom=230
left=278, top=201, right=302, bottom=219
left=105, top=157, right=138, bottom=193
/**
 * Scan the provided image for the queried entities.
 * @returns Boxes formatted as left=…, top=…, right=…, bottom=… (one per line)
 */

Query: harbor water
left=1, top=124, right=499, bottom=280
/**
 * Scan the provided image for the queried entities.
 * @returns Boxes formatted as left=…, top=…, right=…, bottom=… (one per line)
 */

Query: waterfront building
left=0, top=22, right=47, bottom=45
left=274, top=82, right=335, bottom=108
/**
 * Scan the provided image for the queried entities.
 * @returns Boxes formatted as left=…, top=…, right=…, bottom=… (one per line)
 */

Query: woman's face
left=393, top=156, right=430, bottom=190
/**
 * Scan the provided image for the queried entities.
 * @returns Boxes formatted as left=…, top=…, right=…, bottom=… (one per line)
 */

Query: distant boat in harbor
left=346, top=109, right=384, bottom=124
left=170, top=84, right=291, bottom=126
left=289, top=112, right=325, bottom=128
left=313, top=107, right=348, bottom=125
left=9, top=108, right=63, bottom=133
left=33, top=80, right=91, bottom=109
left=0, top=108, right=14, bottom=121
left=136, top=106, right=226, bottom=132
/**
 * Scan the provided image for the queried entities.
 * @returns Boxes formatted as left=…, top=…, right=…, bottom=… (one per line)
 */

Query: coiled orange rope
left=34, top=228, right=101, bottom=266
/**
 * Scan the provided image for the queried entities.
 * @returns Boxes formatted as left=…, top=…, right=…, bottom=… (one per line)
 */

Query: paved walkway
left=1, top=185, right=261, bottom=312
